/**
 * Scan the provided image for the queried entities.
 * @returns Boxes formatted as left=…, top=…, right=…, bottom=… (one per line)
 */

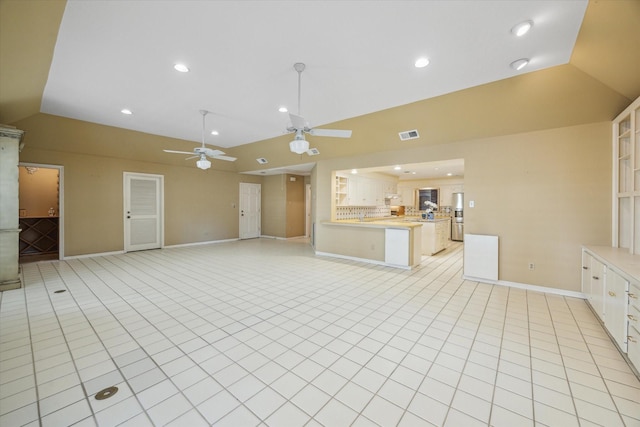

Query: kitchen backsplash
left=335, top=206, right=391, bottom=220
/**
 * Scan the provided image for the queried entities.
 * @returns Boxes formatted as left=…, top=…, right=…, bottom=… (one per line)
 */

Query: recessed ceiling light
left=394, top=165, right=401, bottom=170
left=351, top=169, right=358, bottom=174
left=511, top=20, right=533, bottom=37
left=447, top=172, right=453, bottom=176
left=174, top=63, right=189, bottom=73
left=121, top=109, right=132, bottom=115
left=210, top=130, right=219, bottom=136
left=278, top=106, right=288, bottom=113
left=510, top=58, right=529, bottom=71
left=414, top=57, right=430, bottom=68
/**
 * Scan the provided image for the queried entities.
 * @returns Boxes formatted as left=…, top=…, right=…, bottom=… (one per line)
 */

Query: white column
left=0, top=126, right=25, bottom=291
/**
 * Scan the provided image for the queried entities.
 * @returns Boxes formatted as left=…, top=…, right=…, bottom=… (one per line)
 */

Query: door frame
left=19, top=162, right=64, bottom=260
left=123, top=172, right=164, bottom=252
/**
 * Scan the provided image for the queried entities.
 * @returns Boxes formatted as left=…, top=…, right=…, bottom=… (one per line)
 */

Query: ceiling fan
left=163, top=110, right=237, bottom=170
left=286, top=63, right=352, bottom=155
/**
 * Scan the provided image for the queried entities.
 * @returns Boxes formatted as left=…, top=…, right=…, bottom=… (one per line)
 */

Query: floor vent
left=399, top=129, right=419, bottom=141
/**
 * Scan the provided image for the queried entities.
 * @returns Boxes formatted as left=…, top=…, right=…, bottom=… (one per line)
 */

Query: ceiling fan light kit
left=290, top=138, right=309, bottom=155
left=196, top=156, right=211, bottom=170
left=163, top=109, right=236, bottom=169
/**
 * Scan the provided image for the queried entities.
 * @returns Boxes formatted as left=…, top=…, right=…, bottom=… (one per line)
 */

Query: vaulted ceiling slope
left=0, top=0, right=638, bottom=170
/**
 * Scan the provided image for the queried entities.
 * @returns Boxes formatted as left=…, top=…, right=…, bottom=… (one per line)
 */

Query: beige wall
left=261, top=174, right=286, bottom=238
left=18, top=166, right=59, bottom=217
left=15, top=114, right=261, bottom=256
left=261, top=173, right=306, bottom=238
left=315, top=121, right=611, bottom=292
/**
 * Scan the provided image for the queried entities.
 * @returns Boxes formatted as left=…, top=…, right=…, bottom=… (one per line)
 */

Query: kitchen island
left=319, top=218, right=423, bottom=269
left=404, top=217, right=452, bottom=255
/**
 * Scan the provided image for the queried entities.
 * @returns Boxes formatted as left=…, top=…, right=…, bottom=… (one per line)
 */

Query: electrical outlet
left=528, top=263, right=535, bottom=270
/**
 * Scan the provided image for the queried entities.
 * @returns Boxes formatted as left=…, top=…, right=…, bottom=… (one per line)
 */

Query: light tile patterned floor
left=1, top=238, right=639, bottom=426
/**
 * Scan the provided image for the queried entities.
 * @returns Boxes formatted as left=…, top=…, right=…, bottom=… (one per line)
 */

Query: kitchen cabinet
left=335, top=175, right=348, bottom=206
left=613, top=95, right=640, bottom=254
left=421, top=219, right=450, bottom=255
left=582, top=251, right=605, bottom=321
left=582, top=246, right=640, bottom=374
left=628, top=282, right=640, bottom=370
left=439, top=184, right=464, bottom=208
left=398, top=186, right=415, bottom=207
left=337, top=174, right=395, bottom=207
left=604, top=268, right=629, bottom=351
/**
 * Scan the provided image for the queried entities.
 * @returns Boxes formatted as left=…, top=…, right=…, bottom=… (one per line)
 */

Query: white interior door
left=239, top=182, right=261, bottom=239
left=124, top=173, right=163, bottom=252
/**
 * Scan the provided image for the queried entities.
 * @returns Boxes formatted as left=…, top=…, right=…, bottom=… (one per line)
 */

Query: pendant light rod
left=294, top=62, right=305, bottom=115
left=199, top=109, right=208, bottom=147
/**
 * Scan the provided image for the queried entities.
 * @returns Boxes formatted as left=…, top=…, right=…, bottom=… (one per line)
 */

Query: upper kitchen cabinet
left=335, top=173, right=397, bottom=207
left=613, top=96, right=640, bottom=254
left=398, top=185, right=415, bottom=207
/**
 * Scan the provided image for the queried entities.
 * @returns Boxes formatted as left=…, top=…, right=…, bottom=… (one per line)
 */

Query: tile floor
left=1, top=238, right=639, bottom=427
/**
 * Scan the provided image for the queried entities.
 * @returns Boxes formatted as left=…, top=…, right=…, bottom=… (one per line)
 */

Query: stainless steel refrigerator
left=452, top=192, right=464, bottom=241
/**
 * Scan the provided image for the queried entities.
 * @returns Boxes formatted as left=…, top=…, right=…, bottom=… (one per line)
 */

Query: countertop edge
left=322, top=221, right=423, bottom=229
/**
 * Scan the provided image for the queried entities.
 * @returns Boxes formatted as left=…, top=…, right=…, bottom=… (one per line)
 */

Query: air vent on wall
left=256, top=158, right=268, bottom=164
left=307, top=148, right=320, bottom=156
left=399, top=129, right=419, bottom=141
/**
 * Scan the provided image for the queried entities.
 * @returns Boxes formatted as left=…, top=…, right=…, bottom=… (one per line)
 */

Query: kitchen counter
left=319, top=219, right=423, bottom=269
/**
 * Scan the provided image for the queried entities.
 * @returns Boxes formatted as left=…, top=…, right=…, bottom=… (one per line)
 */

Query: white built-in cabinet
left=397, top=186, right=415, bottom=207
left=439, top=184, right=464, bottom=208
left=582, top=246, right=639, bottom=374
left=0, top=126, right=25, bottom=291
left=613, top=96, right=640, bottom=254
left=336, top=173, right=397, bottom=207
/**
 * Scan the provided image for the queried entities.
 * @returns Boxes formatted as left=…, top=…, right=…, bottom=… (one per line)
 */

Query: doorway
left=239, top=182, right=261, bottom=239
left=18, top=163, right=64, bottom=262
left=124, top=172, right=164, bottom=252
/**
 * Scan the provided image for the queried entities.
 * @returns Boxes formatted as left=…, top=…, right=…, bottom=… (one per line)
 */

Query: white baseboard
left=63, top=250, right=125, bottom=260
left=165, top=238, right=239, bottom=248
left=260, top=235, right=310, bottom=241
left=463, top=275, right=586, bottom=299
left=315, top=251, right=412, bottom=270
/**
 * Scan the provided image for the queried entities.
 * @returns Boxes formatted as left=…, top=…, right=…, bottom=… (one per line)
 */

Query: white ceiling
left=41, top=0, right=588, bottom=150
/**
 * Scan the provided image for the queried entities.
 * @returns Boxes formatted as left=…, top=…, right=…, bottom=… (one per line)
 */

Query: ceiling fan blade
left=164, top=149, right=196, bottom=155
left=185, top=155, right=198, bottom=160
left=211, top=155, right=237, bottom=162
left=308, top=128, right=352, bottom=138
left=289, top=113, right=307, bottom=130
left=199, top=148, right=225, bottom=157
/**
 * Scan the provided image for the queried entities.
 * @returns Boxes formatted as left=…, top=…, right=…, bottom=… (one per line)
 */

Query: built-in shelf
left=613, top=96, right=640, bottom=254
left=19, top=217, right=59, bottom=258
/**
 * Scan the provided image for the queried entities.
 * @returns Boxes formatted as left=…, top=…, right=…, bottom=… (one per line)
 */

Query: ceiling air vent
left=307, top=148, right=320, bottom=156
left=256, top=158, right=268, bottom=164
left=399, top=129, right=419, bottom=141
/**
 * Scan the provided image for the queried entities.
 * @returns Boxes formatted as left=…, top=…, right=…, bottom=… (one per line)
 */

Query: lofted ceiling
left=36, top=0, right=589, bottom=149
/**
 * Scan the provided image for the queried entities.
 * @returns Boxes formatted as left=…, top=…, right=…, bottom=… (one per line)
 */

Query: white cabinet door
left=398, top=186, right=415, bottom=207
left=604, top=268, right=629, bottom=351
left=589, top=257, right=606, bottom=321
